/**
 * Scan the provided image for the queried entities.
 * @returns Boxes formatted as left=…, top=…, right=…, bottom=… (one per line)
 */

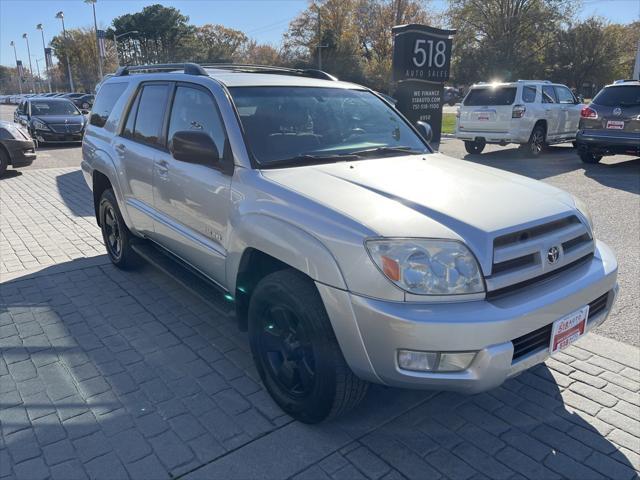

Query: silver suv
left=82, top=63, right=618, bottom=423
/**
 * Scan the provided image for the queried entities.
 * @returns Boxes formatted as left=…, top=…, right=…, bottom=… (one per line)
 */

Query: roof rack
left=202, top=63, right=338, bottom=81
left=614, top=79, right=639, bottom=84
left=114, top=63, right=207, bottom=77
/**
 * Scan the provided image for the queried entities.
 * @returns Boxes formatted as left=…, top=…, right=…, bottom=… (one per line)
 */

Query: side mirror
left=170, top=130, right=219, bottom=165
left=81, top=109, right=90, bottom=115
left=415, top=121, right=433, bottom=143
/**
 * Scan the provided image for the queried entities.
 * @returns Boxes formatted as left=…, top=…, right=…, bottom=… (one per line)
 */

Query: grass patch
left=442, top=112, right=456, bottom=135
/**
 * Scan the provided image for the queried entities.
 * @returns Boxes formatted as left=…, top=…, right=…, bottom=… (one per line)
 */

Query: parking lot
left=1, top=103, right=639, bottom=479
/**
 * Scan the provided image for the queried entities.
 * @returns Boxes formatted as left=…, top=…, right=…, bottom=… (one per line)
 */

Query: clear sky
left=1, top=0, right=638, bottom=68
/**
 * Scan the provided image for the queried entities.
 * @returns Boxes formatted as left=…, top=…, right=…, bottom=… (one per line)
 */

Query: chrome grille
left=49, top=124, right=83, bottom=133
left=487, top=215, right=594, bottom=294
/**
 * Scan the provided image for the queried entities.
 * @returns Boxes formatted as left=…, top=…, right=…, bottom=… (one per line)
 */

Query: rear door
left=554, top=85, right=581, bottom=137
left=115, top=82, right=172, bottom=234
left=458, top=86, right=516, bottom=132
left=541, top=85, right=561, bottom=138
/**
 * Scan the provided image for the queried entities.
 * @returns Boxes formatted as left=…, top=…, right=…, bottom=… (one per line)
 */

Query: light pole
left=34, top=57, right=43, bottom=93
left=36, top=24, right=53, bottom=92
left=22, top=33, right=37, bottom=93
left=112, top=30, right=138, bottom=66
left=55, top=11, right=74, bottom=92
left=84, top=0, right=103, bottom=79
left=9, top=41, right=23, bottom=94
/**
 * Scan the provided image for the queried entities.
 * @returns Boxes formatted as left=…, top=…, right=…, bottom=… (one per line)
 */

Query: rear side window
left=542, top=86, right=557, bottom=103
left=592, top=86, right=640, bottom=107
left=522, top=86, right=537, bottom=103
left=464, top=87, right=517, bottom=106
left=131, top=84, right=170, bottom=147
left=90, top=83, right=127, bottom=127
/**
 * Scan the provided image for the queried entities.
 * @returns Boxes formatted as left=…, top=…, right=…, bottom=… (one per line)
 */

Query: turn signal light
left=581, top=106, right=598, bottom=119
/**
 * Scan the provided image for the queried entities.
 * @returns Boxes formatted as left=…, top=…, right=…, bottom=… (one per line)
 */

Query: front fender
left=226, top=213, right=347, bottom=292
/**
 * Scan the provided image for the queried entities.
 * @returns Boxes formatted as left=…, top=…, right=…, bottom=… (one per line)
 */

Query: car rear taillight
left=581, top=106, right=598, bottom=119
left=512, top=104, right=526, bottom=118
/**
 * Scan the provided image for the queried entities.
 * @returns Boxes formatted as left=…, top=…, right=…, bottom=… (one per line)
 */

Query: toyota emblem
left=613, top=107, right=622, bottom=117
left=547, top=246, right=560, bottom=264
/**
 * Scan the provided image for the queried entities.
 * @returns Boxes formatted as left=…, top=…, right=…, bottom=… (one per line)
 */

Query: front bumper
left=576, top=130, right=640, bottom=155
left=318, top=240, right=618, bottom=393
left=3, top=138, right=36, bottom=167
left=32, top=129, right=84, bottom=144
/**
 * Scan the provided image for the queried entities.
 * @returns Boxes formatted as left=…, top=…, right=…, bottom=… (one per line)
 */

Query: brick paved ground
left=1, top=167, right=639, bottom=479
left=1, top=257, right=638, bottom=480
left=0, top=168, right=104, bottom=275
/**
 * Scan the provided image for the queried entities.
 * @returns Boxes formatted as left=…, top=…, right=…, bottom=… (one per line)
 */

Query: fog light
left=397, top=350, right=476, bottom=372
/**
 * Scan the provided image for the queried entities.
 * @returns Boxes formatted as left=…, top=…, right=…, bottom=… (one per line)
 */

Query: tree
left=111, top=4, right=194, bottom=64
left=51, top=28, right=118, bottom=91
left=188, top=24, right=248, bottom=63
left=448, top=0, right=576, bottom=84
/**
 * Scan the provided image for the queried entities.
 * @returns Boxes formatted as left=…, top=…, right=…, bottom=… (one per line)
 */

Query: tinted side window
left=168, top=86, right=227, bottom=159
left=90, top=82, right=127, bottom=127
left=522, top=86, right=537, bottom=103
left=464, top=87, right=517, bottom=106
left=542, top=86, right=557, bottom=103
left=121, top=93, right=140, bottom=139
left=133, top=84, right=170, bottom=146
left=555, top=86, right=575, bottom=104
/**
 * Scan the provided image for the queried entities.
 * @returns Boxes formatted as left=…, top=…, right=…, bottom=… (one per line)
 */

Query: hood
left=31, top=115, right=85, bottom=125
left=262, top=153, right=577, bottom=272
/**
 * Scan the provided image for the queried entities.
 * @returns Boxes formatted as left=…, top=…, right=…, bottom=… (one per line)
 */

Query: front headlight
left=573, top=196, right=594, bottom=234
left=33, top=120, right=50, bottom=131
left=365, top=239, right=485, bottom=295
left=2, top=124, right=28, bottom=139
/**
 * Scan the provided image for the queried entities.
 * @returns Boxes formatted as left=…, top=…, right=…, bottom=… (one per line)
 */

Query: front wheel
left=248, top=269, right=368, bottom=423
left=99, top=189, right=140, bottom=269
left=464, top=139, right=486, bottom=155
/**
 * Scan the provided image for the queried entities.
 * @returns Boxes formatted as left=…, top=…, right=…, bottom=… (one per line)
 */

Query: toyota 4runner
left=82, top=64, right=618, bottom=423
left=455, top=80, right=583, bottom=156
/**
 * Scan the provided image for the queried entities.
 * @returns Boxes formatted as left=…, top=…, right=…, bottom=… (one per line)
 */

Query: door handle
left=115, top=143, right=126, bottom=154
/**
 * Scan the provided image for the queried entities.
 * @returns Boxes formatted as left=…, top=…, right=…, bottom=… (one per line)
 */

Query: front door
left=152, top=83, right=233, bottom=285
left=542, top=85, right=561, bottom=139
left=554, top=85, right=581, bottom=137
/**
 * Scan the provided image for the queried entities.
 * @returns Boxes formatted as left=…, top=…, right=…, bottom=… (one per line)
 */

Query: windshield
left=229, top=87, right=428, bottom=168
left=593, top=86, right=640, bottom=107
left=31, top=101, right=80, bottom=116
left=464, top=87, right=517, bottom=106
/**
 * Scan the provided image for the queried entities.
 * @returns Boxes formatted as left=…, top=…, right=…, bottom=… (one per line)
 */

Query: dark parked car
left=71, top=94, right=95, bottom=110
left=0, top=120, right=36, bottom=176
left=576, top=80, right=640, bottom=163
left=14, top=97, right=87, bottom=145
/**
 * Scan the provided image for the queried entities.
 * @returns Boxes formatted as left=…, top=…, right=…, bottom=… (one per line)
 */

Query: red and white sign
left=550, top=305, right=589, bottom=354
left=606, top=120, right=624, bottom=130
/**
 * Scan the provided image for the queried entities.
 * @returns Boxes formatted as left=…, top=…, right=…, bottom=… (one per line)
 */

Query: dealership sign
left=392, top=24, right=456, bottom=144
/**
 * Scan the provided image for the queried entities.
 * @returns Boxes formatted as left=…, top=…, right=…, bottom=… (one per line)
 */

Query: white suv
left=455, top=80, right=583, bottom=156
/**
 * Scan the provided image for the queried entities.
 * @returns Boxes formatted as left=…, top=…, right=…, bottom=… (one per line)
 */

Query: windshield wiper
left=260, top=153, right=360, bottom=169
left=348, top=146, right=424, bottom=157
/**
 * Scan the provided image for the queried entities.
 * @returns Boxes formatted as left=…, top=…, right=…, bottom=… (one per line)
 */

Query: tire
left=578, top=149, right=603, bottom=164
left=82, top=102, right=90, bottom=109
left=0, top=148, right=9, bottom=177
left=523, top=124, right=546, bottom=157
left=464, top=139, right=485, bottom=155
left=98, top=189, right=141, bottom=269
left=248, top=269, right=368, bottom=423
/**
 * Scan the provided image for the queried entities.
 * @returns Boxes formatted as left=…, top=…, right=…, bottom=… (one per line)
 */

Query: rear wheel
left=0, top=148, right=8, bottom=176
left=464, top=139, right=486, bottom=155
left=578, top=148, right=603, bottom=164
left=248, top=269, right=368, bottom=423
left=99, top=189, right=140, bottom=269
left=522, top=125, right=546, bottom=157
